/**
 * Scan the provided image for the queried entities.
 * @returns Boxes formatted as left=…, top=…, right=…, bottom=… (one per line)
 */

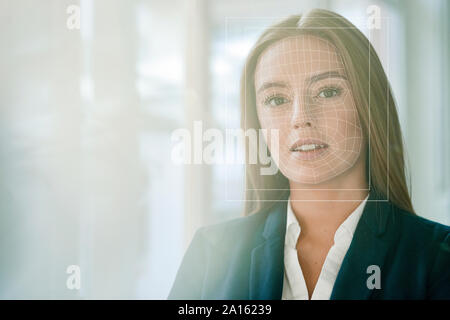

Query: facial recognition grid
left=254, top=35, right=363, bottom=186
left=223, top=16, right=391, bottom=202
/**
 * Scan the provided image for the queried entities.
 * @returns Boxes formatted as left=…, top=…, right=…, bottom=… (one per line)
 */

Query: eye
left=264, top=95, right=289, bottom=107
left=317, top=87, right=341, bottom=98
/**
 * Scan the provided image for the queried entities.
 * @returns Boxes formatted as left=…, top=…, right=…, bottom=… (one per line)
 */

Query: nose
left=291, top=94, right=313, bottom=129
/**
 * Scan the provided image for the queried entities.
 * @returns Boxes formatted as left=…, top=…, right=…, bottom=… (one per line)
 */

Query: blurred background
left=0, top=0, right=448, bottom=299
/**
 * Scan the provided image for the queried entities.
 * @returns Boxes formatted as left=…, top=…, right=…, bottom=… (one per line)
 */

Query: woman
left=168, top=9, right=450, bottom=299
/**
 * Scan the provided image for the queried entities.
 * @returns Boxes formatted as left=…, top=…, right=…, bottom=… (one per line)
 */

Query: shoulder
left=389, top=206, right=450, bottom=298
left=168, top=205, right=279, bottom=299
left=390, top=206, right=450, bottom=245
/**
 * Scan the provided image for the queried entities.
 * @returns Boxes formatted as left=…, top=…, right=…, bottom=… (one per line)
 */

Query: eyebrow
left=256, top=81, right=288, bottom=94
left=256, top=70, right=347, bottom=94
left=307, top=70, right=347, bottom=84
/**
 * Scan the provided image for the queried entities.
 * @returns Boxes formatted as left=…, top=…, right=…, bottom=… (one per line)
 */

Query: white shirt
left=281, top=194, right=369, bottom=300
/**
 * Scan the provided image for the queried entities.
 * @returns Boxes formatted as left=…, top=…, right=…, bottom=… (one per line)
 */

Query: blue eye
left=264, top=95, right=289, bottom=107
left=317, top=88, right=340, bottom=98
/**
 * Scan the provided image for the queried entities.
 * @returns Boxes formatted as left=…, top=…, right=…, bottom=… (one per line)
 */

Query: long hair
left=240, top=9, right=414, bottom=216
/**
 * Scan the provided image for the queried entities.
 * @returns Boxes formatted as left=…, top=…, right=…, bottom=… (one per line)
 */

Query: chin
left=289, top=174, right=336, bottom=185
left=279, top=166, right=335, bottom=185
left=283, top=158, right=362, bottom=187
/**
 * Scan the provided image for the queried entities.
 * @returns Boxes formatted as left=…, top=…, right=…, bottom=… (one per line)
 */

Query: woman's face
left=254, top=35, right=364, bottom=184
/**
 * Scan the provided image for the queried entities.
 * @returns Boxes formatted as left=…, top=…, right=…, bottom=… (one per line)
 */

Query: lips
left=289, top=138, right=329, bottom=161
left=289, top=139, right=329, bottom=152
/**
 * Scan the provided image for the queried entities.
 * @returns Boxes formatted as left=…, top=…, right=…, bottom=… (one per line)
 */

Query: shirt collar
left=286, top=193, right=370, bottom=244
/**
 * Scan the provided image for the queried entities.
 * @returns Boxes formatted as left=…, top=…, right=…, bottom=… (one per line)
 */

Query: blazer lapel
left=249, top=201, right=288, bottom=299
left=330, top=191, right=395, bottom=300
left=247, top=190, right=396, bottom=300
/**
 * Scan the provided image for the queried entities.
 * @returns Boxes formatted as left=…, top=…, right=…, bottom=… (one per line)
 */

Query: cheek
left=319, top=100, right=362, bottom=141
left=326, top=107, right=364, bottom=159
left=257, top=109, right=290, bottom=150
left=333, top=109, right=360, bottom=138
left=339, top=108, right=362, bottom=138
left=257, top=108, right=288, bottom=132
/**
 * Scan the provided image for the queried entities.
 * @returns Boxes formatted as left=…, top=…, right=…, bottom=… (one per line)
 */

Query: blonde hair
left=240, top=9, right=414, bottom=216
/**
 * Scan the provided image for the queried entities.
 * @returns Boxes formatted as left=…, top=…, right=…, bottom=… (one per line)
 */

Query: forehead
left=254, top=35, right=345, bottom=86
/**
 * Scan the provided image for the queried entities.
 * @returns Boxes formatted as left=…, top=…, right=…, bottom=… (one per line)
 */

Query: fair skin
left=254, top=35, right=369, bottom=299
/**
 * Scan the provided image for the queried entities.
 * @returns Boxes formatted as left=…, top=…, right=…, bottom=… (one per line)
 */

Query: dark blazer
left=168, top=191, right=450, bottom=299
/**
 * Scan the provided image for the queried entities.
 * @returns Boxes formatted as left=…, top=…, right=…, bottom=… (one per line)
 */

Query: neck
left=288, top=157, right=369, bottom=239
